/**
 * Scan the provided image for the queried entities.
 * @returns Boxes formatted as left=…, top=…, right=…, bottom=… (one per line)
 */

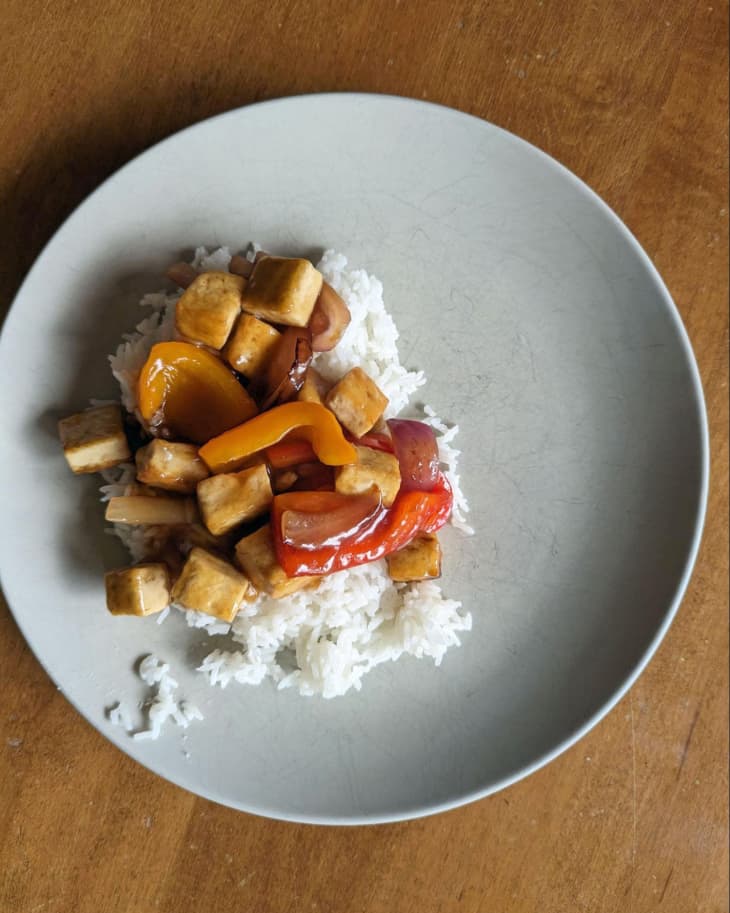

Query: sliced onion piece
left=229, top=251, right=269, bottom=279
left=280, top=488, right=381, bottom=550
left=354, top=431, right=394, bottom=453
left=105, top=496, right=198, bottom=526
left=309, top=282, right=351, bottom=352
left=228, top=254, right=254, bottom=279
left=260, top=326, right=313, bottom=410
left=387, top=419, right=440, bottom=492
left=166, top=262, right=198, bottom=289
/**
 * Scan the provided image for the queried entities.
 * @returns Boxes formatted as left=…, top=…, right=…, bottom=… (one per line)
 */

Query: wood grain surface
left=1, top=2, right=727, bottom=911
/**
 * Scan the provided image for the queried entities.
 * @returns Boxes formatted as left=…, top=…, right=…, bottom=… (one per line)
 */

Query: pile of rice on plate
left=103, top=246, right=473, bottom=737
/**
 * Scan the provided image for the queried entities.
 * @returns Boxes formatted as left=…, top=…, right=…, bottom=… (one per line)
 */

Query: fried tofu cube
left=175, top=271, right=245, bottom=349
left=105, top=563, right=171, bottom=616
left=335, top=445, right=401, bottom=507
left=386, top=533, right=442, bottom=582
left=234, top=524, right=316, bottom=598
left=135, top=440, right=209, bottom=494
left=297, top=366, right=330, bottom=405
left=325, top=367, right=388, bottom=437
left=196, top=463, right=272, bottom=536
left=171, top=547, right=249, bottom=622
left=222, top=313, right=281, bottom=378
left=58, top=404, right=131, bottom=474
left=241, top=257, right=322, bottom=327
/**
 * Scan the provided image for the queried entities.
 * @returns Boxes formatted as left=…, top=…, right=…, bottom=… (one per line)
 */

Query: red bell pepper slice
left=265, top=438, right=318, bottom=469
left=272, top=473, right=453, bottom=576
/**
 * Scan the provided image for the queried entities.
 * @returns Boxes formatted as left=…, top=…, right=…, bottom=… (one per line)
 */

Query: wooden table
left=1, top=2, right=727, bottom=911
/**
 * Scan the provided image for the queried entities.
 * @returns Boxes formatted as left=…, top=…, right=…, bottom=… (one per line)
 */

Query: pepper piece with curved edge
left=138, top=342, right=258, bottom=444
left=199, top=401, right=357, bottom=474
left=271, top=472, right=453, bottom=576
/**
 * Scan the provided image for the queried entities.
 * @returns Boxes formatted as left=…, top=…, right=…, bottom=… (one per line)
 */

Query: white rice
left=104, top=247, right=473, bottom=703
left=134, top=655, right=203, bottom=741
left=107, top=701, right=133, bottom=732
left=107, top=654, right=203, bottom=741
left=198, top=562, right=470, bottom=699
left=314, top=250, right=425, bottom=416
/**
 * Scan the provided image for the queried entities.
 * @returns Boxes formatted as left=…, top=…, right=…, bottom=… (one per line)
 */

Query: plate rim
left=0, top=92, right=710, bottom=825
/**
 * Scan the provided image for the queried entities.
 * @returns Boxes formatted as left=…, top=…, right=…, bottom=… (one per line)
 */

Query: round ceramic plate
left=0, top=94, right=708, bottom=824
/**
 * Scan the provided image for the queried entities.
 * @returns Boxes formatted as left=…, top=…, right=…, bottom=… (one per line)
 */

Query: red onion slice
left=259, top=326, right=313, bottom=410
left=228, top=254, right=254, bottom=279
left=354, top=431, right=395, bottom=453
left=166, top=262, right=197, bottom=289
left=387, top=419, right=440, bottom=492
left=281, top=488, right=381, bottom=550
left=309, top=282, right=351, bottom=352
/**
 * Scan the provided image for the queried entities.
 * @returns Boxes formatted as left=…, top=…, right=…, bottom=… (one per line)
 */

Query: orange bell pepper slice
left=199, top=402, right=357, bottom=473
left=138, top=342, right=258, bottom=444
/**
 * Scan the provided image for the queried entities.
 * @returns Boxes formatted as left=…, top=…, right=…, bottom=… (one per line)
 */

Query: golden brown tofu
left=58, top=404, right=131, bottom=474
left=241, top=257, right=322, bottom=327
left=234, top=524, right=316, bottom=598
left=135, top=440, right=209, bottom=494
left=175, top=271, right=245, bottom=349
left=196, top=463, right=273, bottom=536
left=171, top=547, right=249, bottom=623
left=386, top=533, right=442, bottom=582
left=105, top=563, right=171, bottom=616
left=297, top=366, right=330, bottom=406
left=223, top=313, right=281, bottom=378
left=335, top=445, right=401, bottom=507
left=324, top=367, right=389, bottom=437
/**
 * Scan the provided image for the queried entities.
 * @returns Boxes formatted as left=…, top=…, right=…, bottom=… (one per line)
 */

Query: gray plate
left=0, top=94, right=708, bottom=824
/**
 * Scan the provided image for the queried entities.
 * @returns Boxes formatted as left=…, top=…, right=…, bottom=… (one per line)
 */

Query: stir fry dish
left=59, top=254, right=453, bottom=624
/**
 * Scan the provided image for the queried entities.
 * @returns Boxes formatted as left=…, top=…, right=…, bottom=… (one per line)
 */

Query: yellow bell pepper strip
left=199, top=402, right=357, bottom=474
left=138, top=342, right=258, bottom=445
